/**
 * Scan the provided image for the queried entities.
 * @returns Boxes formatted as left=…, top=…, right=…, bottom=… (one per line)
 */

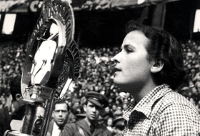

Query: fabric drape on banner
left=0, top=0, right=179, bottom=12
left=0, top=0, right=43, bottom=13
left=111, top=0, right=179, bottom=10
left=71, top=0, right=179, bottom=11
left=72, top=0, right=111, bottom=10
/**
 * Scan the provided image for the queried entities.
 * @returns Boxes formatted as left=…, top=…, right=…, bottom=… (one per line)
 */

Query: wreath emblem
left=21, top=0, right=80, bottom=101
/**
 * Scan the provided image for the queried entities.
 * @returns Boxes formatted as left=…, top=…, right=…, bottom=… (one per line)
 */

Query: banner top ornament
left=21, top=0, right=80, bottom=101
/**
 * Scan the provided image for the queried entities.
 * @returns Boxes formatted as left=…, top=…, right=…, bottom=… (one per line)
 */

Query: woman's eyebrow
left=124, top=44, right=136, bottom=50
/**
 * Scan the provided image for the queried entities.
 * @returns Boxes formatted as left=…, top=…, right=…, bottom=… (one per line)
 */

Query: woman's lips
left=113, top=68, right=121, bottom=76
left=114, top=67, right=121, bottom=73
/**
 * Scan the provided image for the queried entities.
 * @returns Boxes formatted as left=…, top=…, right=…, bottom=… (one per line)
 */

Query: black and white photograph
left=0, top=0, right=200, bottom=136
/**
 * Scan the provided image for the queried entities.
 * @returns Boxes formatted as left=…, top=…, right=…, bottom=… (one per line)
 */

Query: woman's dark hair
left=125, top=21, right=186, bottom=89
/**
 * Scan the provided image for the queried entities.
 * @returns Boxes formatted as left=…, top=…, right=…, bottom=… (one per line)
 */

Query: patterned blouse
left=123, top=84, right=200, bottom=136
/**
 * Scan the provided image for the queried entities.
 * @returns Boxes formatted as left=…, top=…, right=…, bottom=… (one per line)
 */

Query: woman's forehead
left=122, top=31, right=150, bottom=48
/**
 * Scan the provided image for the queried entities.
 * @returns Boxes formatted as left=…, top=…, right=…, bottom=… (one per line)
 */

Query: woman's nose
left=112, top=53, right=120, bottom=64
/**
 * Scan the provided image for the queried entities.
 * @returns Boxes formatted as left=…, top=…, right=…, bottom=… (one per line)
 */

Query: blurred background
left=0, top=0, right=200, bottom=135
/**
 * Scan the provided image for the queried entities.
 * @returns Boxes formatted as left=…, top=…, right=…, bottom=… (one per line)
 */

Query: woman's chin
left=113, top=79, right=125, bottom=88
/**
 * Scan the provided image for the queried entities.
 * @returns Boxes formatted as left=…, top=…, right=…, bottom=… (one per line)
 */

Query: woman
left=112, top=21, right=200, bottom=135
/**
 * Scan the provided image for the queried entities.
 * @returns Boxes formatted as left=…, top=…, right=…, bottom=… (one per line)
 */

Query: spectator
left=47, top=99, right=70, bottom=136
left=106, top=117, right=114, bottom=132
left=62, top=91, right=112, bottom=136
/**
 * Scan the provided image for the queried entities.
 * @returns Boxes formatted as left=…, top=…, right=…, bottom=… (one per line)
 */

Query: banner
left=0, top=0, right=179, bottom=13
left=111, top=0, right=180, bottom=9
left=0, top=0, right=43, bottom=13
left=72, top=0, right=111, bottom=11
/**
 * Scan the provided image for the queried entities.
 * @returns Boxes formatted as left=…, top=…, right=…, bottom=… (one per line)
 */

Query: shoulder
left=63, top=120, right=85, bottom=131
left=76, top=119, right=86, bottom=124
left=97, top=124, right=113, bottom=135
left=151, top=91, right=200, bottom=123
left=160, top=91, right=198, bottom=113
left=63, top=122, right=78, bottom=135
left=62, top=120, right=89, bottom=136
left=150, top=91, right=200, bottom=135
left=76, top=119, right=89, bottom=128
left=154, top=91, right=200, bottom=126
left=97, top=124, right=108, bottom=129
left=64, top=122, right=77, bottom=129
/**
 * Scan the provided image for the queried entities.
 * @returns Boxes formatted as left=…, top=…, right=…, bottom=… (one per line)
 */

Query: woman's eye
left=125, top=47, right=133, bottom=53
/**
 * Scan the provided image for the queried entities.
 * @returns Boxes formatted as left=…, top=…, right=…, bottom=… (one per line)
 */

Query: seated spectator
left=106, top=117, right=114, bottom=132
left=112, top=116, right=125, bottom=136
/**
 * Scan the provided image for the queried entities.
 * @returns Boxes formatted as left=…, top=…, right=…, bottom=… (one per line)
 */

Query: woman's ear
left=151, top=60, right=164, bottom=73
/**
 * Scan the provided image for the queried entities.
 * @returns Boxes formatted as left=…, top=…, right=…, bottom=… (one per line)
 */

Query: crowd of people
left=0, top=38, right=200, bottom=134
left=179, top=40, right=200, bottom=110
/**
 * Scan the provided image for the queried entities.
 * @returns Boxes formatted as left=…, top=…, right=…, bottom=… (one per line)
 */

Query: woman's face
left=113, top=31, right=154, bottom=92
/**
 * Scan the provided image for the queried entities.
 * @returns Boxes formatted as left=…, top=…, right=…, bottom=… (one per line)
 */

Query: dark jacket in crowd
left=62, top=119, right=113, bottom=136
left=0, top=107, right=11, bottom=136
